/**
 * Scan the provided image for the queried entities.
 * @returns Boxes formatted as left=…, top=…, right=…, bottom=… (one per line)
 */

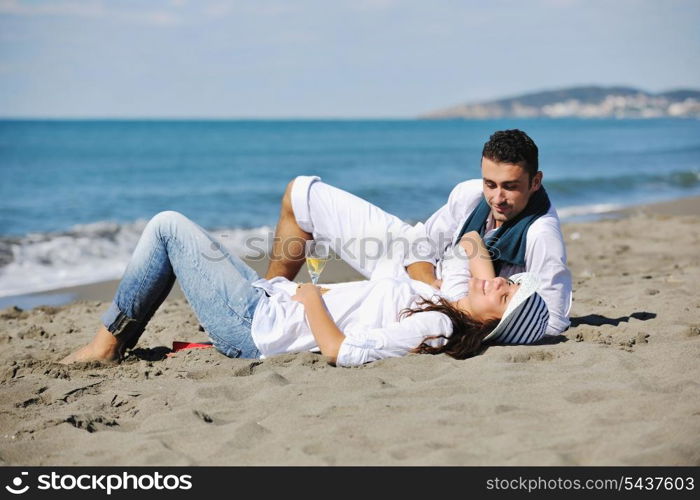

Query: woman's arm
left=406, top=261, right=442, bottom=289
left=292, top=283, right=344, bottom=363
left=459, top=230, right=496, bottom=280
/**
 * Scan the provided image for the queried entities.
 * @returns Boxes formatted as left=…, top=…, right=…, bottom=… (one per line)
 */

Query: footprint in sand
left=225, top=421, right=270, bottom=449
left=56, top=413, right=119, bottom=433
left=502, top=350, right=556, bottom=363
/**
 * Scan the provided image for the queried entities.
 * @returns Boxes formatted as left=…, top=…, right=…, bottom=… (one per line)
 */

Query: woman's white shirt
left=250, top=277, right=452, bottom=367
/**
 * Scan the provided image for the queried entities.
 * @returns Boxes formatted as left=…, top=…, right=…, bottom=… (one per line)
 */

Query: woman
left=60, top=211, right=549, bottom=367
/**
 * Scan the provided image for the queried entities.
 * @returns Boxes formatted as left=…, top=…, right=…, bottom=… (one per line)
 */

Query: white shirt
left=422, top=179, right=572, bottom=335
left=250, top=276, right=452, bottom=367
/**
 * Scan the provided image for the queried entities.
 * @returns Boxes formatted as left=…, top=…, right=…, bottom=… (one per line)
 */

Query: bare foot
left=59, top=343, right=119, bottom=364
left=59, top=326, right=123, bottom=364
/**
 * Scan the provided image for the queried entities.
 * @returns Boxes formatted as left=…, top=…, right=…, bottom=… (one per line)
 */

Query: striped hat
left=482, top=273, right=549, bottom=344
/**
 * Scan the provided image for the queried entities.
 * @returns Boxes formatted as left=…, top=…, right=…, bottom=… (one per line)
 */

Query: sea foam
left=557, top=203, right=623, bottom=220
left=0, top=220, right=274, bottom=297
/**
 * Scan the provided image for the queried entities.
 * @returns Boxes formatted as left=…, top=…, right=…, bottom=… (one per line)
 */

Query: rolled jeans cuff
left=101, top=301, right=141, bottom=346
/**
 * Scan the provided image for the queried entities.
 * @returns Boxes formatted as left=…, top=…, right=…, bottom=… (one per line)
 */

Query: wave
left=556, top=203, right=623, bottom=220
left=545, top=169, right=700, bottom=196
left=0, top=220, right=274, bottom=298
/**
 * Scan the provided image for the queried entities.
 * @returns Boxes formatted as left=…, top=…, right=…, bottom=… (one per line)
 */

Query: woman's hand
left=292, top=283, right=323, bottom=305
left=459, top=230, right=496, bottom=280
left=291, top=283, right=344, bottom=363
left=459, top=231, right=483, bottom=255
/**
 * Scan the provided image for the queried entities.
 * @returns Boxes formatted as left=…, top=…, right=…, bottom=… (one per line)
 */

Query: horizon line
left=1, top=116, right=697, bottom=122
left=0, top=115, right=419, bottom=121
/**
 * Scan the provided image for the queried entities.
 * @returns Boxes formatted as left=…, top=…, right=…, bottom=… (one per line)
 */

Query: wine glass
left=305, top=240, right=329, bottom=285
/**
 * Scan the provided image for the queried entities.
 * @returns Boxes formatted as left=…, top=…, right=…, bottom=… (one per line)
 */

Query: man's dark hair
left=482, top=129, right=539, bottom=178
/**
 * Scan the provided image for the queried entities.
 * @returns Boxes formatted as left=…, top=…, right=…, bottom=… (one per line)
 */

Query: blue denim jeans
left=100, top=211, right=263, bottom=358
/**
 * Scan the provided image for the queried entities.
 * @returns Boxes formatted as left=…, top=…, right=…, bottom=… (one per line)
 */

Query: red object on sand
left=171, top=341, right=214, bottom=353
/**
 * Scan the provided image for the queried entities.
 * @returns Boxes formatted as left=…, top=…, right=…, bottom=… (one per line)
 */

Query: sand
left=1, top=197, right=699, bottom=466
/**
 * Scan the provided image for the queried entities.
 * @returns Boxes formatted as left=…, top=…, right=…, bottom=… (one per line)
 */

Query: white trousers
left=290, top=176, right=430, bottom=279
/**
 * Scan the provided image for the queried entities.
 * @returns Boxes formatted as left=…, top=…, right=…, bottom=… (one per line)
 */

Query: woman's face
left=461, top=277, right=520, bottom=322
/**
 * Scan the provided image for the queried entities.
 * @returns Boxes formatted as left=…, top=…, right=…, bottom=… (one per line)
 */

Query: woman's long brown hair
left=401, top=297, right=498, bottom=359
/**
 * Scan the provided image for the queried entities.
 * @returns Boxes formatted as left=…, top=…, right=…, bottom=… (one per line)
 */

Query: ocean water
left=1, top=118, right=699, bottom=298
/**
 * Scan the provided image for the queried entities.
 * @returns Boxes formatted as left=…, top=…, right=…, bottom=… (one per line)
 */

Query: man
left=265, top=129, right=571, bottom=337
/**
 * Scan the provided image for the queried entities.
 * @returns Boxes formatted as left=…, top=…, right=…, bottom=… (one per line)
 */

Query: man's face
left=481, top=157, right=542, bottom=226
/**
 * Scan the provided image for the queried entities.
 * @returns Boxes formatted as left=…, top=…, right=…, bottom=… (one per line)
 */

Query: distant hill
left=420, top=86, right=700, bottom=119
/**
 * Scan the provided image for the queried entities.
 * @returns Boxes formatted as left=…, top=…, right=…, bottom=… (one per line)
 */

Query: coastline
left=614, top=194, right=700, bottom=217
left=0, top=250, right=365, bottom=310
left=2, top=195, right=698, bottom=310
left=0, top=194, right=696, bottom=301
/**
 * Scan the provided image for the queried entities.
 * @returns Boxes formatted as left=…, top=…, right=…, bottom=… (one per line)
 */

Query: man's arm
left=525, top=220, right=573, bottom=335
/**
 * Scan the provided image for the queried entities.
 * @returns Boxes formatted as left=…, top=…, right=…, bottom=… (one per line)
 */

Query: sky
left=1, top=0, right=699, bottom=118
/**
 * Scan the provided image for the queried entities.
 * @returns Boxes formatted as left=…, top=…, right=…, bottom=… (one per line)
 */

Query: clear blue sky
left=1, top=0, right=699, bottom=118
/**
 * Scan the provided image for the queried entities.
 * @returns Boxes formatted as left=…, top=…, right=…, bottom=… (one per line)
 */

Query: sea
left=1, top=118, right=699, bottom=306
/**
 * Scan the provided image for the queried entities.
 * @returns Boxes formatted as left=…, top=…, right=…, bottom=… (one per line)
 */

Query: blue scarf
left=456, top=187, right=551, bottom=274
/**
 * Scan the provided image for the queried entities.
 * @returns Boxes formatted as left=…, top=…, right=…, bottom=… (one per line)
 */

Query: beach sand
left=1, top=197, right=699, bottom=466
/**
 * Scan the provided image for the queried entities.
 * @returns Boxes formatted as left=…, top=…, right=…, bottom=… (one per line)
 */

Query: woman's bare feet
left=59, top=326, right=124, bottom=364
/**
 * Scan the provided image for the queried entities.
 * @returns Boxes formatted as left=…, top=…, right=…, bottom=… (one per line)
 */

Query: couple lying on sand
left=61, top=129, right=572, bottom=367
